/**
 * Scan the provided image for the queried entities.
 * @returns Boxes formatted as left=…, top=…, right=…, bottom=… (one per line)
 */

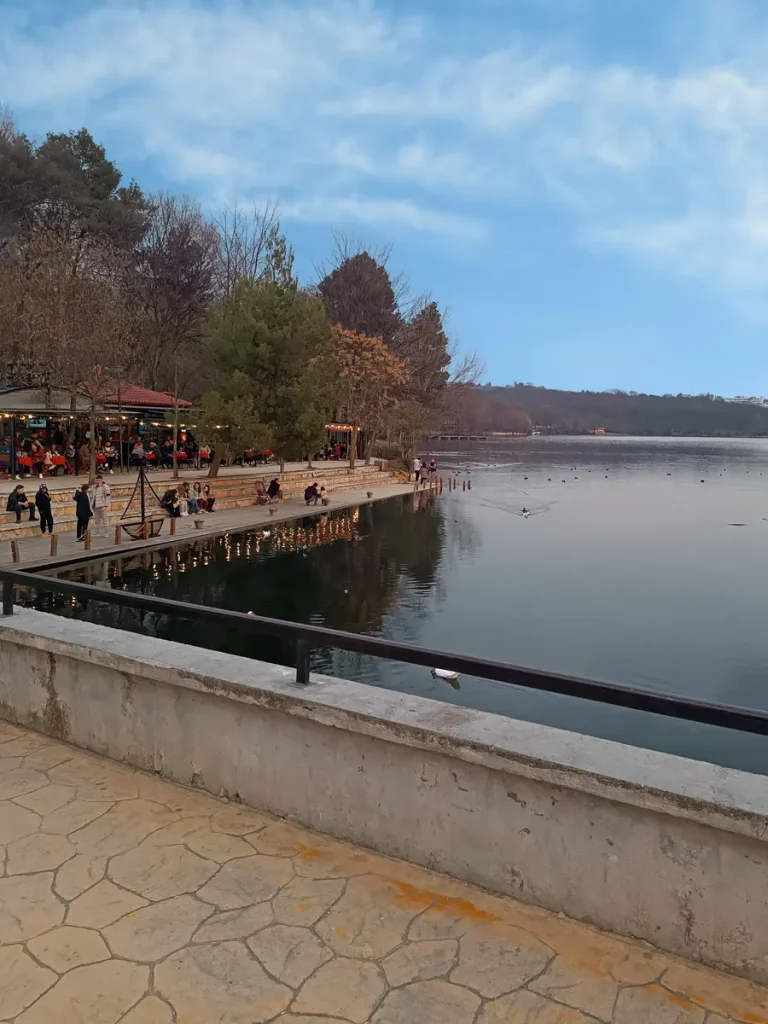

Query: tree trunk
left=88, top=408, right=97, bottom=484
left=348, top=427, right=359, bottom=471
left=172, top=365, right=180, bottom=481
left=207, top=448, right=223, bottom=478
left=279, top=457, right=285, bottom=473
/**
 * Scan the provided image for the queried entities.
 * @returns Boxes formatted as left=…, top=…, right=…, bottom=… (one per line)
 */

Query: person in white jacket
left=90, top=475, right=111, bottom=536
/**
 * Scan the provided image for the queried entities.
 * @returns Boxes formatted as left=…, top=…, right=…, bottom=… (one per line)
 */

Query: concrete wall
left=1, top=607, right=768, bottom=982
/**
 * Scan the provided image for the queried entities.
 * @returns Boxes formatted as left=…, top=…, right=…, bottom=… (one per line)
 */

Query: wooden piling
left=10, top=540, right=20, bottom=563
left=83, top=529, right=91, bottom=551
left=170, top=517, right=176, bottom=536
left=49, top=535, right=58, bottom=557
left=114, top=525, right=122, bottom=545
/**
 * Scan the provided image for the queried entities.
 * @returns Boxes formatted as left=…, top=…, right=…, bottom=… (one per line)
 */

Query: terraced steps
left=0, top=465, right=400, bottom=539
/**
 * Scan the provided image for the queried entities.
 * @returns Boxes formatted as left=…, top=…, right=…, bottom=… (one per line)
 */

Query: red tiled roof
left=105, top=385, right=192, bottom=409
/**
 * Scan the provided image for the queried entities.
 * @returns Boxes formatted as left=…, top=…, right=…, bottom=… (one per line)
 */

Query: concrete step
left=0, top=473, right=401, bottom=538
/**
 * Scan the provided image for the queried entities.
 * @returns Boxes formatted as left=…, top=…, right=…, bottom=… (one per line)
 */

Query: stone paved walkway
left=1, top=723, right=767, bottom=1023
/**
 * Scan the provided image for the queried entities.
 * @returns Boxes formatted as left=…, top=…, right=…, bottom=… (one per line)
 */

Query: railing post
left=49, top=534, right=58, bottom=557
left=10, top=540, right=20, bottom=563
left=296, top=639, right=311, bottom=685
left=114, top=525, right=122, bottom=545
left=2, top=580, right=13, bottom=616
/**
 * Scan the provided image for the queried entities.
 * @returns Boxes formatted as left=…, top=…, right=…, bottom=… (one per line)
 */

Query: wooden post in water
left=49, top=535, right=58, bottom=557
left=462, top=479, right=466, bottom=491
left=170, top=517, right=176, bottom=537
left=114, top=525, right=122, bottom=545
left=10, top=540, right=20, bottom=563
left=83, top=529, right=91, bottom=551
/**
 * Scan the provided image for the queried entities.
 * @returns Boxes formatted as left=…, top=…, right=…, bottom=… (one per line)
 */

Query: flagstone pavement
left=1, top=721, right=767, bottom=1023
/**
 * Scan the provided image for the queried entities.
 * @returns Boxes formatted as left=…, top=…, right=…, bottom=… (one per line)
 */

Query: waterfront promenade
left=1, top=721, right=767, bottom=1023
left=0, top=468, right=413, bottom=568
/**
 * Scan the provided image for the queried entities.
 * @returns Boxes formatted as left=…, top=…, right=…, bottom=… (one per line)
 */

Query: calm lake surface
left=31, top=436, right=768, bottom=774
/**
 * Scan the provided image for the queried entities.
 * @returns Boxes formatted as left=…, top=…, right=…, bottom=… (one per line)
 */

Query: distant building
left=731, top=396, right=765, bottom=406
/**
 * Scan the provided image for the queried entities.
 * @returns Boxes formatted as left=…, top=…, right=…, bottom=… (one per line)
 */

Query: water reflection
left=25, top=436, right=768, bottom=775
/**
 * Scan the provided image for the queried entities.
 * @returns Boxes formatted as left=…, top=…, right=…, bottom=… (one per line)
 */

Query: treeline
left=442, top=385, right=768, bottom=437
left=0, top=111, right=481, bottom=475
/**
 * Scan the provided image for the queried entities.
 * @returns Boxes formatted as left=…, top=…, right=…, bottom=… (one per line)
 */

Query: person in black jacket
left=73, top=484, right=93, bottom=541
left=35, top=484, right=54, bottom=535
left=6, top=484, right=37, bottom=523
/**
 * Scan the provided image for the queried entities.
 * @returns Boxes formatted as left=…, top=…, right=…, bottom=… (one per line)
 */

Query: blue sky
left=3, top=0, right=768, bottom=395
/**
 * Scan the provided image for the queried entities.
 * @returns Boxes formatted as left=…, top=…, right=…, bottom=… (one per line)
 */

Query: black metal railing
left=2, top=565, right=768, bottom=736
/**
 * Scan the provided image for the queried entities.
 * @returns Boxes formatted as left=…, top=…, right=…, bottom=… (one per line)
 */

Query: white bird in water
left=432, top=668, right=460, bottom=682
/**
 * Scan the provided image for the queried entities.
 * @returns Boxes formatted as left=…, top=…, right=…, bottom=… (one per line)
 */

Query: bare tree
left=211, top=201, right=281, bottom=298
left=134, top=193, right=218, bottom=389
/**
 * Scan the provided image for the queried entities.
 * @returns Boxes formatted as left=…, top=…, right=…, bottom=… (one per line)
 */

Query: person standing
left=90, top=475, right=111, bottom=536
left=412, top=456, right=422, bottom=482
left=419, top=462, right=429, bottom=487
left=74, top=484, right=93, bottom=541
left=35, top=484, right=54, bottom=535
left=428, top=458, right=437, bottom=479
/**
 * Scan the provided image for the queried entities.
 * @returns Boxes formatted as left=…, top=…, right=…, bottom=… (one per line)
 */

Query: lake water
left=29, top=436, right=768, bottom=774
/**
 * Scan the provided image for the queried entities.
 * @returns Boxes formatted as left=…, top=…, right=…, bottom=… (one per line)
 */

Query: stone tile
left=292, top=958, right=386, bottom=1023
left=0, top=767, right=47, bottom=800
left=0, top=802, right=40, bottom=844
left=0, top=871, right=64, bottom=941
left=247, top=924, right=333, bottom=988
left=478, top=989, right=595, bottom=1022
left=141, top=816, right=210, bottom=846
left=54, top=854, right=106, bottom=901
left=186, top=829, right=256, bottom=863
left=450, top=925, right=553, bottom=998
left=613, top=984, right=706, bottom=1023
left=293, top=838, right=379, bottom=880
left=372, top=979, right=480, bottom=1024
left=119, top=996, right=173, bottom=1024
left=197, top=854, right=294, bottom=910
left=7, top=832, right=76, bottom=874
left=211, top=805, right=270, bottom=835
left=272, top=875, right=346, bottom=926
left=14, top=784, right=76, bottom=816
left=279, top=1018, right=356, bottom=1024
left=0, top=733, right=51, bottom=757
left=317, top=875, right=422, bottom=958
left=69, top=800, right=177, bottom=857
left=16, top=959, right=149, bottom=1024
left=409, top=903, right=500, bottom=942
left=104, top=894, right=213, bottom=960
left=0, top=721, right=23, bottom=743
left=156, top=941, right=291, bottom=1023
left=47, top=758, right=139, bottom=802
left=662, top=962, right=768, bottom=1022
left=192, top=903, right=274, bottom=943
left=40, top=799, right=113, bottom=835
left=246, top=821, right=309, bottom=857
left=109, top=842, right=218, bottom=901
left=27, top=926, right=110, bottom=973
left=22, top=745, right=75, bottom=772
left=0, top=755, right=23, bottom=774
left=67, top=879, right=148, bottom=929
left=136, top=775, right=221, bottom=817
left=383, top=939, right=458, bottom=987
left=0, top=945, right=57, bottom=1018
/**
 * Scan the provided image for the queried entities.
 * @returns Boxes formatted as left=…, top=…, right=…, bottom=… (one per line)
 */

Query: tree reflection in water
left=27, top=494, right=480, bottom=686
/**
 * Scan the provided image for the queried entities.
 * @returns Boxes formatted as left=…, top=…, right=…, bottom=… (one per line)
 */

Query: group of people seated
left=161, top=481, right=215, bottom=517
left=130, top=437, right=198, bottom=469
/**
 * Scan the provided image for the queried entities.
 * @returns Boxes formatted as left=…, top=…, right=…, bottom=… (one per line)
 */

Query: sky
left=2, top=0, right=768, bottom=395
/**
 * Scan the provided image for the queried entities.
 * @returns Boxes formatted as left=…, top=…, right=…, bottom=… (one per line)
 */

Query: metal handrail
left=2, top=565, right=768, bottom=736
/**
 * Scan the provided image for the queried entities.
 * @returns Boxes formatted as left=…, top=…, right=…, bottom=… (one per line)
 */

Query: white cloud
left=4, top=0, right=768, bottom=292
left=282, top=195, right=486, bottom=240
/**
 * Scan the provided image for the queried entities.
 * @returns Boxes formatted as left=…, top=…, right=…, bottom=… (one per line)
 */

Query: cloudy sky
left=3, top=0, right=768, bottom=394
